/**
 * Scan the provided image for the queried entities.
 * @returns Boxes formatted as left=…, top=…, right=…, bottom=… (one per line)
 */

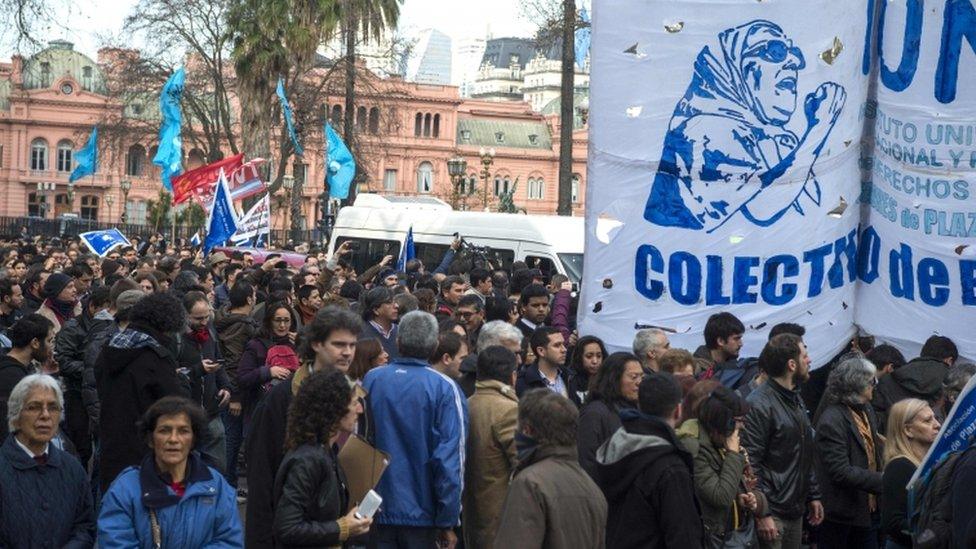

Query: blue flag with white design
left=575, top=6, right=591, bottom=69
left=190, top=232, right=201, bottom=248
left=69, top=126, right=98, bottom=183
left=80, top=228, right=131, bottom=257
left=152, top=68, right=185, bottom=192
left=204, top=169, right=239, bottom=255
left=325, top=122, right=355, bottom=199
left=396, top=225, right=415, bottom=272
left=277, top=78, right=304, bottom=156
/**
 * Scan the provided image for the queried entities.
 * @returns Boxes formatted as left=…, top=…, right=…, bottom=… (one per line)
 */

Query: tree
left=557, top=0, right=576, bottom=216
left=145, top=189, right=173, bottom=233
left=174, top=202, right=206, bottom=230
left=0, top=0, right=54, bottom=52
left=339, top=0, right=401, bottom=206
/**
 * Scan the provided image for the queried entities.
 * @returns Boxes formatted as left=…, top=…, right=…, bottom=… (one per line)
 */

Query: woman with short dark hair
left=236, top=301, right=298, bottom=422
left=576, top=351, right=643, bottom=480
left=273, top=370, right=371, bottom=547
left=349, top=338, right=387, bottom=383
left=678, top=385, right=763, bottom=546
left=97, top=397, right=242, bottom=547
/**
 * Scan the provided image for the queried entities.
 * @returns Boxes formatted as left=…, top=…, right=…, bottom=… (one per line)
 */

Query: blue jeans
left=221, top=408, right=244, bottom=487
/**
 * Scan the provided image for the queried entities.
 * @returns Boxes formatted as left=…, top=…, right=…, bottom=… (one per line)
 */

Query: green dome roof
left=21, top=40, right=107, bottom=95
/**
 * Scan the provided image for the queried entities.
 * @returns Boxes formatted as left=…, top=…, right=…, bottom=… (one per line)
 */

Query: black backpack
left=912, top=447, right=976, bottom=549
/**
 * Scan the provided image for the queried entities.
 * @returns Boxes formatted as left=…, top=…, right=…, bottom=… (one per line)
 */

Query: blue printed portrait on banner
left=644, top=20, right=847, bottom=233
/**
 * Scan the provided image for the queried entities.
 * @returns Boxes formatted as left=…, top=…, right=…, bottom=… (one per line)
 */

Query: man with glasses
left=178, top=291, right=231, bottom=473
left=455, top=295, right=485, bottom=348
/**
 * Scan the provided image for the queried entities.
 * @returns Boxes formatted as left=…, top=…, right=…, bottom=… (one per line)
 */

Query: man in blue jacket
left=364, top=310, right=468, bottom=549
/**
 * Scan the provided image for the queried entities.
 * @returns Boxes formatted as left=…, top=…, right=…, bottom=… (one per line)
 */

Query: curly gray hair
left=825, top=356, right=877, bottom=407
left=7, top=374, right=63, bottom=433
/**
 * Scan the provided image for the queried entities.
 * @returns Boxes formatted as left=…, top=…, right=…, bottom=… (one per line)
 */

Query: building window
left=0, top=144, right=3, bottom=167
left=369, top=107, right=380, bottom=134
left=414, top=113, right=422, bottom=137
left=572, top=174, right=581, bottom=203
left=528, top=134, right=538, bottom=145
left=495, top=132, right=505, bottom=144
left=356, top=106, right=367, bottom=132
left=127, top=144, right=146, bottom=176
left=433, top=114, right=440, bottom=138
left=330, top=105, right=342, bottom=126
left=494, top=176, right=512, bottom=197
left=384, top=169, right=397, bottom=192
left=54, top=193, right=70, bottom=216
left=82, top=66, right=93, bottom=89
left=423, top=114, right=432, bottom=137
left=528, top=178, right=545, bottom=200
left=460, top=129, right=471, bottom=141
left=416, top=162, right=433, bottom=193
left=80, top=195, right=99, bottom=220
left=126, top=200, right=148, bottom=225
left=27, top=192, right=46, bottom=217
left=40, top=62, right=51, bottom=87
left=30, top=138, right=48, bottom=171
left=460, top=174, right=477, bottom=195
left=56, top=140, right=73, bottom=172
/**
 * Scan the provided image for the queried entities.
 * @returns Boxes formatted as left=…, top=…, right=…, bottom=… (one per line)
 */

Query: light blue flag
left=190, top=231, right=201, bottom=248
left=153, top=68, right=185, bottom=192
left=69, top=126, right=98, bottom=183
left=396, top=226, right=415, bottom=272
left=325, top=122, right=356, bottom=199
left=79, top=228, right=131, bottom=257
left=575, top=7, right=591, bottom=69
left=276, top=78, right=304, bottom=156
left=204, top=170, right=239, bottom=255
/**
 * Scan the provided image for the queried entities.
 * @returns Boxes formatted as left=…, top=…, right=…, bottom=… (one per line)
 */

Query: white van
left=328, top=194, right=584, bottom=283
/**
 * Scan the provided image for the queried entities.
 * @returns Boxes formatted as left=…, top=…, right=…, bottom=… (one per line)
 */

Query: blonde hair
left=884, top=398, right=930, bottom=466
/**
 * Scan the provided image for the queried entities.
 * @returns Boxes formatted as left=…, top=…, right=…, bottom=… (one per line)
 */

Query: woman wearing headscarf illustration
left=644, top=20, right=846, bottom=232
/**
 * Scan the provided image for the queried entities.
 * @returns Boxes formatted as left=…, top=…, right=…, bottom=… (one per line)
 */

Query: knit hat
left=207, top=251, right=229, bottom=268
left=115, top=289, right=146, bottom=316
left=43, top=272, right=73, bottom=299
left=378, top=268, right=398, bottom=282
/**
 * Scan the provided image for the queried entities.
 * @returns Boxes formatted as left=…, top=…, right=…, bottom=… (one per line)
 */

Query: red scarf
left=188, top=327, right=210, bottom=344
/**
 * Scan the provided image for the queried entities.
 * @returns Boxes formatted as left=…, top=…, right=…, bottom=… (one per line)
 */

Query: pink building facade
left=0, top=41, right=589, bottom=228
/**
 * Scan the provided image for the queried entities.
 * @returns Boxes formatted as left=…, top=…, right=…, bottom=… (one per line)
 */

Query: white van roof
left=339, top=194, right=583, bottom=253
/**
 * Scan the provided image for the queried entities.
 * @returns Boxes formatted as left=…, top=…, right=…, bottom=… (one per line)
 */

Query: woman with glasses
left=236, top=301, right=298, bottom=425
left=813, top=356, right=886, bottom=549
left=0, top=374, right=94, bottom=548
left=881, top=398, right=941, bottom=549
left=576, top=351, right=643, bottom=480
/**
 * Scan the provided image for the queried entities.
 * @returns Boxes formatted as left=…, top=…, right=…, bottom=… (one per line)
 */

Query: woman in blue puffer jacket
left=98, top=396, right=243, bottom=548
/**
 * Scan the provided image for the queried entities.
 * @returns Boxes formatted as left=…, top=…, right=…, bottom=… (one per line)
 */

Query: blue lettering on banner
left=636, top=226, right=976, bottom=308
left=866, top=0, right=976, bottom=103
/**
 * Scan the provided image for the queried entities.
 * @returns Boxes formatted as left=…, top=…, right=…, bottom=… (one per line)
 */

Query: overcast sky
left=7, top=0, right=539, bottom=59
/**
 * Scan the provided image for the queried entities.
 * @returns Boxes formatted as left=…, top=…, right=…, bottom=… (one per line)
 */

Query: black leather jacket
left=272, top=443, right=349, bottom=548
left=813, top=402, right=884, bottom=527
left=742, top=379, right=822, bottom=520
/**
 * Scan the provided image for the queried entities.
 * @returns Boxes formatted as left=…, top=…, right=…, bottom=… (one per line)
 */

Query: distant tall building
left=320, top=27, right=404, bottom=78
left=405, top=29, right=452, bottom=85
left=471, top=37, right=537, bottom=101
left=453, top=37, right=486, bottom=98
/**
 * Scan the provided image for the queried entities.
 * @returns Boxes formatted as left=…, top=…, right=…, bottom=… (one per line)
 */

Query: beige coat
left=463, top=380, right=518, bottom=549
left=36, top=300, right=82, bottom=337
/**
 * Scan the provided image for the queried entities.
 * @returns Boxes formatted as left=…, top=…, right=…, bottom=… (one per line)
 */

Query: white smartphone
left=355, top=489, right=383, bottom=519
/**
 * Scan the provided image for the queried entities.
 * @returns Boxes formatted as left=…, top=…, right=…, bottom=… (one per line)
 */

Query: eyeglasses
left=23, top=402, right=62, bottom=414
left=456, top=311, right=476, bottom=319
left=624, top=373, right=645, bottom=382
left=272, top=317, right=292, bottom=325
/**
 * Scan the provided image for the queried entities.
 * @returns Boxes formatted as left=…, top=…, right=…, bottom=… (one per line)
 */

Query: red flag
left=171, top=154, right=244, bottom=205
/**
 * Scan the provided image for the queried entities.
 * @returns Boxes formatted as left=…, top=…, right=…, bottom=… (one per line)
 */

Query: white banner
left=856, top=0, right=976, bottom=360
left=231, top=194, right=270, bottom=243
left=581, top=0, right=871, bottom=365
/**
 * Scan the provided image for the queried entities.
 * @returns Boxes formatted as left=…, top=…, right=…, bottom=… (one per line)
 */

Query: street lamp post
left=446, top=155, right=467, bottom=210
left=66, top=182, right=76, bottom=213
left=105, top=194, right=114, bottom=222
left=36, top=181, right=56, bottom=218
left=479, top=147, right=495, bottom=210
left=120, top=179, right=132, bottom=225
left=282, top=174, right=294, bottom=246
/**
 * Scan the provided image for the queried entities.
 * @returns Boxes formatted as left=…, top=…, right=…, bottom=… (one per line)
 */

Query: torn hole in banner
left=633, top=323, right=680, bottom=334
left=955, top=245, right=976, bottom=257
left=592, top=301, right=603, bottom=313
left=595, top=215, right=624, bottom=244
left=827, top=197, right=848, bottom=218
left=623, top=43, right=647, bottom=59
left=664, top=21, right=684, bottom=33
left=820, top=37, right=844, bottom=65
left=729, top=234, right=745, bottom=244
left=750, top=322, right=768, bottom=330
left=626, top=105, right=643, bottom=118
left=602, top=278, right=613, bottom=289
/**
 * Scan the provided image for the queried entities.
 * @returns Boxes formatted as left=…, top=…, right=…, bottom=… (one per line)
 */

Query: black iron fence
left=1, top=216, right=323, bottom=248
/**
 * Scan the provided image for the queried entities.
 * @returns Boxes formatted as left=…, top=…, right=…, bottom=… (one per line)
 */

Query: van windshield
left=557, top=253, right=583, bottom=284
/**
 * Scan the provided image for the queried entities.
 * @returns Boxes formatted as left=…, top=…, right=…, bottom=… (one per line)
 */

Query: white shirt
left=13, top=435, right=49, bottom=459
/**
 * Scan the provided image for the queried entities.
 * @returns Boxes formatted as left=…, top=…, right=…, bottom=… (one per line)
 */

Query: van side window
left=525, top=255, right=557, bottom=280
left=335, top=238, right=400, bottom=276
left=415, top=243, right=450, bottom=273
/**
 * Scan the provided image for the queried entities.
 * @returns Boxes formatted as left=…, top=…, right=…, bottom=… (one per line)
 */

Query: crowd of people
left=0, top=232, right=974, bottom=548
